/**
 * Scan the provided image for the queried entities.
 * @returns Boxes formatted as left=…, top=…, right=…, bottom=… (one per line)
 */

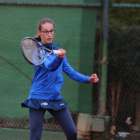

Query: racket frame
left=20, top=37, right=57, bottom=65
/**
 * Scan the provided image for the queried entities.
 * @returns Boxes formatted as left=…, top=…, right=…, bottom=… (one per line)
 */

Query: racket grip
left=53, top=50, right=61, bottom=55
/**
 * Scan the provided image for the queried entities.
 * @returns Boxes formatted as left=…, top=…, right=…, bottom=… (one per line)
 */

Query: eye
left=43, top=31, right=49, bottom=33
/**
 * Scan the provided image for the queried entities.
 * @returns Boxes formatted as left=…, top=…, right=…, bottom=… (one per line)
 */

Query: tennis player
left=22, top=18, right=99, bottom=140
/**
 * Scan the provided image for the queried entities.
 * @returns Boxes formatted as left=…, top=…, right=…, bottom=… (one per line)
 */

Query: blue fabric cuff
left=85, top=76, right=90, bottom=83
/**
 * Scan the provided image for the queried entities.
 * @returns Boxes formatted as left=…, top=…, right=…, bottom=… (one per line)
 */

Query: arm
left=41, top=49, right=66, bottom=71
left=63, top=57, right=99, bottom=83
left=42, top=56, right=63, bottom=71
left=62, top=57, right=90, bottom=83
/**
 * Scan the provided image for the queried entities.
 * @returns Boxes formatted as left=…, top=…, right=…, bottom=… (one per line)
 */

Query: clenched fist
left=88, top=74, right=99, bottom=83
left=57, top=49, right=66, bottom=58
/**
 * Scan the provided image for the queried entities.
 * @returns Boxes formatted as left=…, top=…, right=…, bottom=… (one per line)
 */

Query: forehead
left=41, top=22, right=54, bottom=30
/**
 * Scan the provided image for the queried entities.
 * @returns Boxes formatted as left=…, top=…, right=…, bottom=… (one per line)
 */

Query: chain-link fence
left=0, top=0, right=98, bottom=140
left=107, top=2, right=140, bottom=139
left=0, top=0, right=140, bottom=140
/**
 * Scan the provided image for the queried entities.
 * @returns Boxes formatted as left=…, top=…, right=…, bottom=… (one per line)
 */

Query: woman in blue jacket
left=22, top=18, right=99, bottom=140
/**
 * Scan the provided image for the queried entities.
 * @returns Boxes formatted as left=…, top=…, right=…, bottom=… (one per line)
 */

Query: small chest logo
left=41, top=102, right=48, bottom=106
left=60, top=103, right=64, bottom=106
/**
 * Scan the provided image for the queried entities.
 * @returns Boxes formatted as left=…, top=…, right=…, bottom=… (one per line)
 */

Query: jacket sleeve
left=41, top=56, right=63, bottom=71
left=62, top=57, right=90, bottom=83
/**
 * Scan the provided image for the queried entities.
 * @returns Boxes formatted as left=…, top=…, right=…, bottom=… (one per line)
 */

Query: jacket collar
left=42, top=43, right=53, bottom=50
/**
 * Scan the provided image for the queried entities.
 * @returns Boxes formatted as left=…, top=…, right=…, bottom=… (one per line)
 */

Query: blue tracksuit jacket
left=28, top=43, right=90, bottom=100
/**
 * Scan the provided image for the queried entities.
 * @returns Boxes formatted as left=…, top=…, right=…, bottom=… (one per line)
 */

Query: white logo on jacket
left=60, top=103, right=64, bottom=106
left=41, top=102, right=48, bottom=106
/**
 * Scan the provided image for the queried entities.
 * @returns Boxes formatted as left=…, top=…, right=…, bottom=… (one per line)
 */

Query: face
left=38, top=22, right=54, bottom=44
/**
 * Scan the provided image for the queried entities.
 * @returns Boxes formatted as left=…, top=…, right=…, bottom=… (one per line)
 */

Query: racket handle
left=53, top=50, right=61, bottom=55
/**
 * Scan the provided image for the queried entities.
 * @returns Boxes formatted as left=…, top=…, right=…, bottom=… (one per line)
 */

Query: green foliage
left=108, top=26, right=140, bottom=89
left=109, top=0, right=140, bottom=26
left=110, top=0, right=140, bottom=3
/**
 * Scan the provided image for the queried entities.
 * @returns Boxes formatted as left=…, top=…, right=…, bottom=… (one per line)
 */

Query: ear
left=38, top=30, right=41, bottom=36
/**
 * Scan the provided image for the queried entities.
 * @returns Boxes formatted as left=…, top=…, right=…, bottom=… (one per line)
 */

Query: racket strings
left=22, top=39, right=45, bottom=65
left=21, top=38, right=54, bottom=65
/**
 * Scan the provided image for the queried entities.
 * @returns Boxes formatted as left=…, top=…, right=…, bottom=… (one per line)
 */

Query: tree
left=109, top=0, right=140, bottom=26
left=107, top=26, right=140, bottom=132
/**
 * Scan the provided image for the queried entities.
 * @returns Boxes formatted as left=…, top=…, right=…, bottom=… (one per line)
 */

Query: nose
left=47, top=32, right=52, bottom=36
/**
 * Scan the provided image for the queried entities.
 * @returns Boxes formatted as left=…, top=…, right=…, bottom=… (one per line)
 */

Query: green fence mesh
left=1, top=0, right=140, bottom=140
left=0, top=0, right=98, bottom=139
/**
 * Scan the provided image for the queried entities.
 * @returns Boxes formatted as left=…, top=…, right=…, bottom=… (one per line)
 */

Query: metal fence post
left=98, top=0, right=109, bottom=116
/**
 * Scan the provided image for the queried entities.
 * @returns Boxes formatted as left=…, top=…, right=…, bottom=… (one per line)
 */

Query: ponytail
left=34, top=33, right=41, bottom=42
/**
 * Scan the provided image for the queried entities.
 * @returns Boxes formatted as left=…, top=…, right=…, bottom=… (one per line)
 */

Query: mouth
left=47, top=38, right=52, bottom=41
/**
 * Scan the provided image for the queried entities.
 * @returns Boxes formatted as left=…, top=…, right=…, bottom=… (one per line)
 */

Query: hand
left=57, top=49, right=66, bottom=58
left=88, top=73, right=99, bottom=83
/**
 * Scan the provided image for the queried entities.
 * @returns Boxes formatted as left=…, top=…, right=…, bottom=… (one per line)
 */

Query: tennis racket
left=20, top=37, right=61, bottom=65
